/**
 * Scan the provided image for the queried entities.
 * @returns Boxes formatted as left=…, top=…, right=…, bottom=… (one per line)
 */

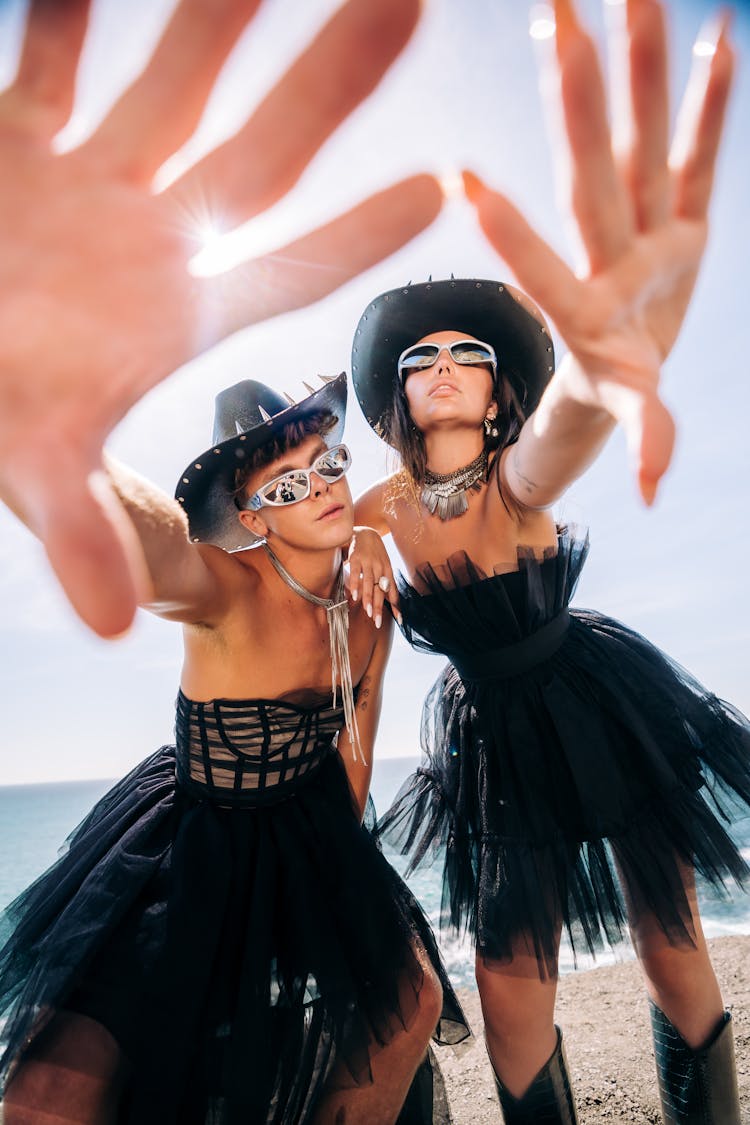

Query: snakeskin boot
left=650, top=1000, right=741, bottom=1123
left=487, top=1026, right=578, bottom=1124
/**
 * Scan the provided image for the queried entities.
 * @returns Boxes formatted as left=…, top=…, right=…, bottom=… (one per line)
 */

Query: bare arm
left=105, top=456, right=226, bottom=623
left=501, top=359, right=615, bottom=510
left=338, top=612, right=394, bottom=821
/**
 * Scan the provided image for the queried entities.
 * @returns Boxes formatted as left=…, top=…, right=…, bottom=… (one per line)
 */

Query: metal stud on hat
left=350, top=278, right=554, bottom=445
left=174, top=373, right=347, bottom=552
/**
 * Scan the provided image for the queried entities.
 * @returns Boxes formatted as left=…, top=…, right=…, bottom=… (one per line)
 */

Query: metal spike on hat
left=282, top=392, right=296, bottom=406
left=235, top=421, right=245, bottom=436
left=302, top=381, right=316, bottom=395
left=318, top=373, right=338, bottom=384
left=258, top=405, right=272, bottom=422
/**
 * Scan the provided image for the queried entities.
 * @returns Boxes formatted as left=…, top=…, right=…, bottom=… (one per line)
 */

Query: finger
left=543, top=0, right=633, bottom=270
left=592, top=378, right=675, bottom=504
left=636, top=393, right=676, bottom=506
left=23, top=453, right=151, bottom=638
left=168, top=0, right=422, bottom=225
left=671, top=12, right=735, bottom=222
left=612, top=0, right=671, bottom=230
left=346, top=555, right=363, bottom=603
left=381, top=570, right=402, bottom=623
left=371, top=583, right=386, bottom=629
left=0, top=0, right=91, bottom=141
left=203, top=174, right=442, bottom=340
left=360, top=569, right=375, bottom=620
left=462, top=171, right=582, bottom=332
left=81, top=0, right=262, bottom=184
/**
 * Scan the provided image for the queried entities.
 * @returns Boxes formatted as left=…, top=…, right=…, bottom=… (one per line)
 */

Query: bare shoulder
left=175, top=542, right=263, bottom=627
left=354, top=475, right=396, bottom=534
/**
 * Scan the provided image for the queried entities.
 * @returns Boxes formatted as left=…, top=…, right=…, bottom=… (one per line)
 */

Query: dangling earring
left=484, top=416, right=499, bottom=440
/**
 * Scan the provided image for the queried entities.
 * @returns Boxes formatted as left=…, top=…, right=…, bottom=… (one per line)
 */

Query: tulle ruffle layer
left=0, top=747, right=467, bottom=1123
left=382, top=529, right=750, bottom=975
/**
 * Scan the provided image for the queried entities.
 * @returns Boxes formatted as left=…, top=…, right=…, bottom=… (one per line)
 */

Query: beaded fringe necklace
left=421, top=448, right=488, bottom=521
left=263, top=542, right=364, bottom=763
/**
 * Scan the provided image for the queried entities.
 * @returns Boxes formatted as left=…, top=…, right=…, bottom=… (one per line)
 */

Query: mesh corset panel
left=174, top=689, right=343, bottom=806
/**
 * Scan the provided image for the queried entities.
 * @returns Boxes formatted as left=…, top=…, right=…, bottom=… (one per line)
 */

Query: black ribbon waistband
left=448, top=608, right=570, bottom=682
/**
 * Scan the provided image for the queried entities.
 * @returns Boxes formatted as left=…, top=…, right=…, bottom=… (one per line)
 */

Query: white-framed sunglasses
left=397, top=339, right=497, bottom=384
left=241, top=444, right=352, bottom=511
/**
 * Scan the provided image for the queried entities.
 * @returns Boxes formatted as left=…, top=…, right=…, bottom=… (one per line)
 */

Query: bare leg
left=475, top=929, right=561, bottom=1099
left=4, top=1011, right=128, bottom=1125
left=311, top=949, right=443, bottom=1125
left=617, top=855, right=724, bottom=1047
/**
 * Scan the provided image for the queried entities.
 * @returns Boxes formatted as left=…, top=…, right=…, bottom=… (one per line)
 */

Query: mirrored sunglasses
left=398, top=339, right=497, bottom=384
left=242, top=444, right=352, bottom=510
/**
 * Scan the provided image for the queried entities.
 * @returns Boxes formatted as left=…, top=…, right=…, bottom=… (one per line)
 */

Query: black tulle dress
left=380, top=528, right=750, bottom=977
left=0, top=690, right=468, bottom=1123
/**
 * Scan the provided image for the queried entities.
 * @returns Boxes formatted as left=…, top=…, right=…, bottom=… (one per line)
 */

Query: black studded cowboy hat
left=351, top=278, right=555, bottom=443
left=175, top=372, right=347, bottom=552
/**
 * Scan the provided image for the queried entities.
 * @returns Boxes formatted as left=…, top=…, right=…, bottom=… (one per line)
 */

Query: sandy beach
left=438, top=935, right=750, bottom=1123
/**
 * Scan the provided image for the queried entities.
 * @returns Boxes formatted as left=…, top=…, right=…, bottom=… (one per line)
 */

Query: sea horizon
left=1, top=763, right=749, bottom=989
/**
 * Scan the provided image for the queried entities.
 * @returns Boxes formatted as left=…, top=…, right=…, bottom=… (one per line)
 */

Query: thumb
left=34, top=464, right=151, bottom=637
left=632, top=393, right=676, bottom=507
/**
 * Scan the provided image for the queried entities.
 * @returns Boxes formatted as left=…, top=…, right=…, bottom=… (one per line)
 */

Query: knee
left=639, top=943, right=707, bottom=1001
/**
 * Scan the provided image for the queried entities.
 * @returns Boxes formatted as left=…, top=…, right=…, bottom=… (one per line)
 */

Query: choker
left=263, top=543, right=363, bottom=763
left=421, top=448, right=488, bottom=521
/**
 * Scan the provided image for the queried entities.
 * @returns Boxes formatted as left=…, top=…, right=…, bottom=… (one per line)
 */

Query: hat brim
left=351, top=279, right=554, bottom=443
left=175, top=373, right=347, bottom=551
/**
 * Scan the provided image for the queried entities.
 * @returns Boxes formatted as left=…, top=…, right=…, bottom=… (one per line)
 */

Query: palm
left=0, top=0, right=440, bottom=636
left=466, top=0, right=733, bottom=502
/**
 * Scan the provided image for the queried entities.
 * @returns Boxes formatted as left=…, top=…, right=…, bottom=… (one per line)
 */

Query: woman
left=349, top=5, right=746, bottom=1122
left=0, top=374, right=467, bottom=1124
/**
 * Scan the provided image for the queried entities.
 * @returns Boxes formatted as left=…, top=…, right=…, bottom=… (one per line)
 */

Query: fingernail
left=351, top=590, right=358, bottom=602
left=462, top=169, right=486, bottom=205
left=395, top=611, right=403, bottom=626
left=366, top=604, right=372, bottom=618
left=640, top=478, right=658, bottom=506
left=375, top=614, right=382, bottom=629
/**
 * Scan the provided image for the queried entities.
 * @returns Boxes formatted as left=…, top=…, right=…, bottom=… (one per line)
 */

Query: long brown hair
left=384, top=370, right=526, bottom=498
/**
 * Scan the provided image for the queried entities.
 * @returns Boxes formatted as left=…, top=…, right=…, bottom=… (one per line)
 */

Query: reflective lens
left=248, top=444, right=351, bottom=509
left=398, top=339, right=497, bottom=382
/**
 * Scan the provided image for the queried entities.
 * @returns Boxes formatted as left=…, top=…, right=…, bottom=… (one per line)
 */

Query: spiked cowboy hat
left=175, top=373, right=347, bottom=552
left=351, top=279, right=555, bottom=443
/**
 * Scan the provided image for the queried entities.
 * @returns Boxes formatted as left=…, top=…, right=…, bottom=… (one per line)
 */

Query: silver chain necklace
left=263, top=542, right=364, bottom=763
left=421, top=448, right=488, bottom=521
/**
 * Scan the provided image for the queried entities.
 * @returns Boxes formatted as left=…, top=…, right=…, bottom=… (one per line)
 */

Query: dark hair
left=232, top=410, right=338, bottom=503
left=384, top=370, right=526, bottom=499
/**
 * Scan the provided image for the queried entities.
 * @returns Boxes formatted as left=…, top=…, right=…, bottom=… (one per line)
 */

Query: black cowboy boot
left=649, top=999, right=741, bottom=1124
left=487, top=1026, right=578, bottom=1124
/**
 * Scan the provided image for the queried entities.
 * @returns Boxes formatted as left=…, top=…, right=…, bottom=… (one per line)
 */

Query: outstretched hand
left=463, top=0, right=734, bottom=505
left=0, top=0, right=441, bottom=637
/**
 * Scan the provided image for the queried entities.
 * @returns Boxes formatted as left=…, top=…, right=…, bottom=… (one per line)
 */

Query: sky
left=0, top=0, right=748, bottom=786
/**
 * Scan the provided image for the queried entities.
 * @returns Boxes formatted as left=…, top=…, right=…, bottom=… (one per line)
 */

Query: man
left=0, top=373, right=466, bottom=1123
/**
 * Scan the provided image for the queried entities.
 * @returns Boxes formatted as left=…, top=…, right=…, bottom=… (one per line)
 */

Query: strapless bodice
left=174, top=689, right=344, bottom=806
left=397, top=527, right=589, bottom=679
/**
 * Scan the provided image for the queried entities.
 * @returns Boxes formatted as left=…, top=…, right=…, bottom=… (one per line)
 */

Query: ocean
left=1, top=760, right=749, bottom=990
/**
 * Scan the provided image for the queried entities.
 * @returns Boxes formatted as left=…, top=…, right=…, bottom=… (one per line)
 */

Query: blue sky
left=0, top=0, right=748, bottom=785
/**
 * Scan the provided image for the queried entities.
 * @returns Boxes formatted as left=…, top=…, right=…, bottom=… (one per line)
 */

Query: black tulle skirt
left=0, top=746, right=467, bottom=1123
left=380, top=529, right=750, bottom=977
